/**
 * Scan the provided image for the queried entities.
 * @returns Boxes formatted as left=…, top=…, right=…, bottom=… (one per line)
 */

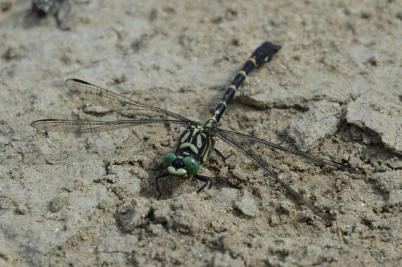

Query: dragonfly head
left=162, top=152, right=200, bottom=176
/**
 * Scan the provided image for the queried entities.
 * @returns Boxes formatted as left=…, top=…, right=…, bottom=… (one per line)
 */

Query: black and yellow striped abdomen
left=205, top=42, right=281, bottom=127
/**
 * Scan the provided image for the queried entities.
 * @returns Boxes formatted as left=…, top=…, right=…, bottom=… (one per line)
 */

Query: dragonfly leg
left=155, top=170, right=170, bottom=198
left=193, top=174, right=213, bottom=193
left=214, top=148, right=233, bottom=162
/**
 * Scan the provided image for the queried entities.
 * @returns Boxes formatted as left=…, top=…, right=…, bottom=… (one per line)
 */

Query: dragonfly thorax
left=162, top=124, right=214, bottom=177
left=175, top=124, right=215, bottom=163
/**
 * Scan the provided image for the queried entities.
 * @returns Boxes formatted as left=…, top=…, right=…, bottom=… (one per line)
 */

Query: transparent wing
left=30, top=119, right=189, bottom=134
left=65, top=79, right=193, bottom=122
left=212, top=127, right=361, bottom=175
left=210, top=127, right=359, bottom=225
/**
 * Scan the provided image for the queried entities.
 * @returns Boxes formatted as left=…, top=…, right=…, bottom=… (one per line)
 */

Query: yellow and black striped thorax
left=176, top=124, right=215, bottom=163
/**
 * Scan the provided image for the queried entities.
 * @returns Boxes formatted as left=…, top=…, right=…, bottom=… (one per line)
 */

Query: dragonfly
left=31, top=42, right=360, bottom=225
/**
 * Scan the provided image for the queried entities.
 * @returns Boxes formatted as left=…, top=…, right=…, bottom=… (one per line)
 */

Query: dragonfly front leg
left=155, top=170, right=170, bottom=198
left=193, top=174, right=213, bottom=193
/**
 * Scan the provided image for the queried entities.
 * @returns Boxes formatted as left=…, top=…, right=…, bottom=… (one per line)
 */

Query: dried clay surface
left=0, top=0, right=401, bottom=266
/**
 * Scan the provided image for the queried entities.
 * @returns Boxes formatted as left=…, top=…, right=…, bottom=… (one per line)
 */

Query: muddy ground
left=1, top=0, right=402, bottom=266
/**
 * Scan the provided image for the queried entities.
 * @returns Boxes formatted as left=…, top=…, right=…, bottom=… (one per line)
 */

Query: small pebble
left=234, top=190, right=257, bottom=217
left=287, top=100, right=341, bottom=151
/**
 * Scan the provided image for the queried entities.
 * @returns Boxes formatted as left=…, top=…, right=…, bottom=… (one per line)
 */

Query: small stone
left=387, top=224, right=399, bottom=237
left=239, top=72, right=362, bottom=110
left=152, top=203, right=171, bottom=225
left=112, top=74, right=127, bottom=84
left=48, top=197, right=68, bottom=213
left=148, top=224, right=165, bottom=236
left=116, top=198, right=151, bottom=232
left=98, top=228, right=138, bottom=252
left=346, top=44, right=377, bottom=64
left=15, top=204, right=28, bottom=215
left=218, top=231, right=243, bottom=253
left=210, top=218, right=230, bottom=233
left=211, top=252, right=244, bottom=267
left=2, top=44, right=24, bottom=61
left=388, top=190, right=402, bottom=207
left=299, top=245, right=329, bottom=266
left=347, top=94, right=402, bottom=153
left=396, top=11, right=402, bottom=21
left=386, top=158, right=402, bottom=170
left=172, top=212, right=198, bottom=234
left=0, top=0, right=13, bottom=12
left=349, top=125, right=363, bottom=141
left=372, top=171, right=402, bottom=194
left=269, top=213, right=280, bottom=227
left=287, top=100, right=341, bottom=151
left=234, top=190, right=257, bottom=217
left=130, top=177, right=142, bottom=194
left=151, top=195, right=206, bottom=235
left=110, top=165, right=142, bottom=194
left=98, top=227, right=138, bottom=265
left=212, top=188, right=238, bottom=204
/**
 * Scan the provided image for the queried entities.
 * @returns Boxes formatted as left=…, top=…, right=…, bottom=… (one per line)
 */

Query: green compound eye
left=163, top=152, right=176, bottom=167
left=183, top=157, right=200, bottom=175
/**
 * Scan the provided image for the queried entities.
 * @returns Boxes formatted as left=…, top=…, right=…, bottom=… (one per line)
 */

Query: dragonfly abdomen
left=205, top=42, right=281, bottom=127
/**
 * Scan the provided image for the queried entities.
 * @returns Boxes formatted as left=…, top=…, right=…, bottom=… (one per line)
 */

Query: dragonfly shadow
left=22, top=10, right=42, bottom=29
left=139, top=169, right=189, bottom=200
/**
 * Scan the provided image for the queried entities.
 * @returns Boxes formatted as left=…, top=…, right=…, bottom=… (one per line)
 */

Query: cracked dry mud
left=1, top=1, right=402, bottom=266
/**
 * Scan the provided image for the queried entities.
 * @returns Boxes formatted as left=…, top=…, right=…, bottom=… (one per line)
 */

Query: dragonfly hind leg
left=193, top=174, right=213, bottom=193
left=214, top=148, right=233, bottom=162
